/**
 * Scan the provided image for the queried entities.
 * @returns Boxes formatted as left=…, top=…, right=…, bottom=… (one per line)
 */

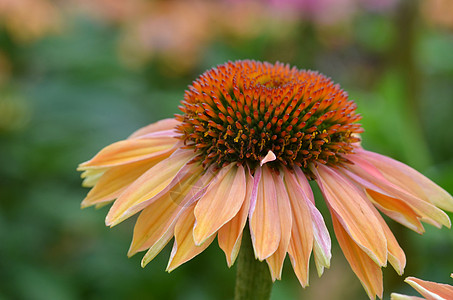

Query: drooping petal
left=284, top=168, right=314, bottom=287
left=347, top=155, right=451, bottom=229
left=128, top=118, right=180, bottom=139
left=81, top=158, right=162, bottom=208
left=105, top=149, right=196, bottom=226
left=332, top=213, right=383, bottom=300
left=313, top=164, right=388, bottom=267
left=78, top=137, right=177, bottom=170
left=249, top=165, right=281, bottom=261
left=265, top=170, right=292, bottom=281
left=295, top=166, right=331, bottom=276
left=357, top=149, right=453, bottom=212
left=167, top=206, right=215, bottom=272
left=193, top=164, right=247, bottom=245
left=342, top=168, right=424, bottom=233
left=405, top=277, right=453, bottom=300
left=129, top=168, right=214, bottom=257
left=218, top=168, right=253, bottom=267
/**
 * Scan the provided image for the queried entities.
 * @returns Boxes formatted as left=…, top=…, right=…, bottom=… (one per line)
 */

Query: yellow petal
left=332, top=213, right=383, bottom=300
left=314, top=164, right=388, bottom=267
left=405, top=276, right=453, bottom=300
left=358, top=149, right=453, bottom=212
left=284, top=168, right=313, bottom=287
left=193, top=164, right=247, bottom=245
left=78, top=137, right=177, bottom=170
left=81, top=168, right=106, bottom=187
left=249, top=165, right=281, bottom=260
left=166, top=207, right=215, bottom=272
left=218, top=168, right=253, bottom=267
left=81, top=158, right=162, bottom=208
left=105, top=149, right=196, bottom=226
left=128, top=118, right=179, bottom=139
left=266, top=170, right=292, bottom=281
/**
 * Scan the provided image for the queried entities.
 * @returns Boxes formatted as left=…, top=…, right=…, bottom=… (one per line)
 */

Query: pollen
left=176, top=60, right=363, bottom=175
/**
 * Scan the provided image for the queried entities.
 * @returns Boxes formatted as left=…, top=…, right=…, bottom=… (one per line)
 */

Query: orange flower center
left=176, top=60, right=362, bottom=173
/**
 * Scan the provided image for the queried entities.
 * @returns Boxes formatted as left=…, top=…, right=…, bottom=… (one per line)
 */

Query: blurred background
left=0, top=0, right=452, bottom=299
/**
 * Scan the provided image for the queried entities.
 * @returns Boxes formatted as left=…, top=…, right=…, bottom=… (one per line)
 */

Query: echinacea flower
left=78, top=60, right=453, bottom=299
left=391, top=274, right=453, bottom=300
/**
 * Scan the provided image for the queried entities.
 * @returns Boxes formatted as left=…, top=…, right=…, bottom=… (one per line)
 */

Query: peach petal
left=308, top=199, right=332, bottom=277
left=193, top=164, right=247, bottom=245
left=294, top=167, right=315, bottom=203
left=140, top=228, right=173, bottom=267
left=357, top=149, right=453, bottom=212
left=81, top=158, right=161, bottom=208
left=78, top=137, right=177, bottom=170
left=284, top=168, right=313, bottom=287
left=260, top=150, right=277, bottom=166
left=249, top=165, right=281, bottom=261
left=166, top=207, right=215, bottom=272
left=266, top=170, right=292, bottom=281
left=128, top=168, right=214, bottom=256
left=405, top=277, right=453, bottom=300
left=314, top=164, right=388, bottom=267
left=347, top=155, right=451, bottom=229
left=332, top=213, right=383, bottom=300
left=105, top=149, right=196, bottom=226
left=128, top=118, right=180, bottom=139
left=218, top=168, right=253, bottom=267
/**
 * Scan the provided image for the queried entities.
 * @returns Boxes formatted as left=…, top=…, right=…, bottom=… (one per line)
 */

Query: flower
left=78, top=60, right=453, bottom=299
left=391, top=274, right=453, bottom=300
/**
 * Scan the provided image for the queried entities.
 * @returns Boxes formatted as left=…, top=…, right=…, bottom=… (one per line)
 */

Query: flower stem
left=234, top=229, right=273, bottom=300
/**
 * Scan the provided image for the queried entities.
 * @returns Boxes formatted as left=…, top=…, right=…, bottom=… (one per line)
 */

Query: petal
left=347, top=155, right=451, bottom=229
left=105, top=149, right=196, bottom=226
left=390, top=293, right=424, bottom=300
left=294, top=167, right=331, bottom=276
left=166, top=206, right=215, bottom=272
left=78, top=137, right=177, bottom=170
left=218, top=168, right=253, bottom=267
left=342, top=168, right=424, bottom=233
left=128, top=118, right=180, bottom=139
left=260, top=150, right=277, bottom=166
left=284, top=168, right=314, bottom=287
left=193, top=164, right=247, bottom=245
left=129, top=168, right=214, bottom=256
left=332, top=213, right=383, bottom=300
left=314, top=164, right=388, bottom=267
left=80, top=168, right=106, bottom=187
left=249, top=165, right=281, bottom=260
left=81, top=158, right=162, bottom=208
left=265, top=170, right=292, bottom=281
left=405, top=277, right=453, bottom=300
left=357, top=149, right=453, bottom=212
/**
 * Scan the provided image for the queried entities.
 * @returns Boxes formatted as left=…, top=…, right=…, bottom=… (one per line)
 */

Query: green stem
left=234, top=229, right=273, bottom=300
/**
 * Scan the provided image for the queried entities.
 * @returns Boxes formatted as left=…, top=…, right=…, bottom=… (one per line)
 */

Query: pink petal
left=405, top=276, right=453, bottom=300
left=332, top=213, right=383, bottom=300
left=105, top=149, right=196, bottom=226
left=193, top=164, right=247, bottom=245
left=128, top=118, right=180, bottom=139
left=357, top=149, right=453, bottom=212
left=166, top=206, right=215, bottom=272
left=249, top=165, right=281, bottom=261
left=265, top=170, right=292, bottom=281
left=314, top=164, right=388, bottom=267
left=284, top=168, right=314, bottom=287
left=218, top=167, right=253, bottom=267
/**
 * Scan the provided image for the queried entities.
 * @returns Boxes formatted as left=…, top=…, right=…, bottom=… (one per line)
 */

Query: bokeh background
left=1, top=0, right=452, bottom=299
